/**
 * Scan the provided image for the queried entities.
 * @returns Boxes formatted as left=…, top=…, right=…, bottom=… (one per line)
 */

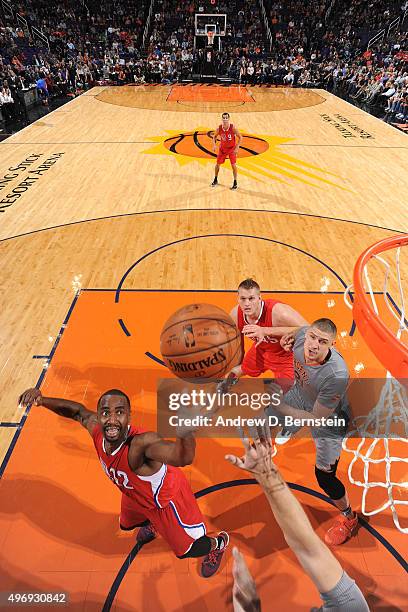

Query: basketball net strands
left=343, top=235, right=408, bottom=533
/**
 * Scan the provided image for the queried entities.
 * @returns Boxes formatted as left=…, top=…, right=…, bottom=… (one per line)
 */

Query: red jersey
left=237, top=298, right=287, bottom=355
left=219, top=123, right=236, bottom=150
left=92, top=424, right=182, bottom=511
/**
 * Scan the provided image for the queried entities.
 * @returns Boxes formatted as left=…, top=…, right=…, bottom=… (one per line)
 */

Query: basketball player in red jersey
left=18, top=387, right=229, bottom=578
left=218, top=278, right=308, bottom=394
left=211, top=112, right=242, bottom=190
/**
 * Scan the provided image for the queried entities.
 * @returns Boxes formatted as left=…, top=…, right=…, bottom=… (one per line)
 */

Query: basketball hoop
left=344, top=234, right=408, bottom=380
left=207, top=31, right=215, bottom=46
left=342, top=234, right=408, bottom=533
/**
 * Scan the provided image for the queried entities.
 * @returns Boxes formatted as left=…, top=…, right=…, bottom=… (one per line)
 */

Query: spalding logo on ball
left=160, top=303, right=242, bottom=381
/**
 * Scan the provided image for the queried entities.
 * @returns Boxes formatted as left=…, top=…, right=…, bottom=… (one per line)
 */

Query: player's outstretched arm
left=19, top=388, right=97, bottom=434
left=244, top=304, right=309, bottom=343
left=142, top=430, right=196, bottom=468
left=272, top=303, right=309, bottom=328
left=225, top=427, right=344, bottom=595
left=232, top=546, right=261, bottom=612
left=243, top=311, right=307, bottom=347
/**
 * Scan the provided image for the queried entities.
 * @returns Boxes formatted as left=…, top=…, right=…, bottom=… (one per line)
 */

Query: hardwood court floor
left=97, top=83, right=326, bottom=111
left=0, top=85, right=407, bottom=610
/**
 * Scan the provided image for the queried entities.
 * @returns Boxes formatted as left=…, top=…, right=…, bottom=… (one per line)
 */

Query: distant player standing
left=211, top=112, right=242, bottom=190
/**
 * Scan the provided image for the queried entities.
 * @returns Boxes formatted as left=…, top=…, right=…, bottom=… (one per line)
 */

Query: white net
left=343, top=242, right=408, bottom=533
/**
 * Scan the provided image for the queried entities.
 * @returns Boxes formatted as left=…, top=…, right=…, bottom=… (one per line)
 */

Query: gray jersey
left=313, top=571, right=370, bottom=611
left=291, top=327, right=350, bottom=418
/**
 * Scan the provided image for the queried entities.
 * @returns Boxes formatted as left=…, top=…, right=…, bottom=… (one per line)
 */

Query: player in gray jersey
left=267, top=318, right=358, bottom=546
left=227, top=427, right=369, bottom=612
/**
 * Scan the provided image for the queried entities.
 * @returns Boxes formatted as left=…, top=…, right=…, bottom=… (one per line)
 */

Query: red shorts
left=217, top=148, right=236, bottom=165
left=119, top=475, right=206, bottom=557
left=242, top=344, right=294, bottom=391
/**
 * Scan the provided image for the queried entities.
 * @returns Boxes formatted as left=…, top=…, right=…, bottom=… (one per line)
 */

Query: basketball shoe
left=230, top=181, right=238, bottom=190
left=201, top=531, right=229, bottom=578
left=211, top=178, right=218, bottom=187
left=325, top=514, right=358, bottom=546
left=136, top=522, right=157, bottom=545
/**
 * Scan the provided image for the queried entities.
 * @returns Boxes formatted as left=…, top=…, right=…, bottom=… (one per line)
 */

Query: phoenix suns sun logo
left=163, top=130, right=269, bottom=159
left=143, top=128, right=352, bottom=190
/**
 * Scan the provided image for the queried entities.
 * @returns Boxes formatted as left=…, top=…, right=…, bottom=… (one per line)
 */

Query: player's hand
left=225, top=425, right=279, bottom=483
left=280, top=332, right=295, bottom=352
left=234, top=147, right=239, bottom=155
left=243, top=324, right=265, bottom=346
left=212, top=142, right=217, bottom=153
left=19, top=388, right=42, bottom=407
left=175, top=401, right=203, bottom=438
left=232, top=547, right=261, bottom=612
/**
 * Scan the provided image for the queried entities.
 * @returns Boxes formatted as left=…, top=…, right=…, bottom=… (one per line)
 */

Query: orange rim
left=352, top=234, right=408, bottom=379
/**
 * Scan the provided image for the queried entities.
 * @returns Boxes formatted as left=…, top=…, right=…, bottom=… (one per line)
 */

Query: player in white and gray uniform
left=227, top=425, right=369, bottom=612
left=283, top=324, right=350, bottom=444
left=267, top=318, right=358, bottom=546
left=313, top=571, right=370, bottom=611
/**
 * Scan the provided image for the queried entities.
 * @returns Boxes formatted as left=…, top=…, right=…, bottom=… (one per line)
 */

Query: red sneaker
left=136, top=522, right=157, bottom=545
left=201, top=531, right=229, bottom=578
left=325, top=514, right=358, bottom=546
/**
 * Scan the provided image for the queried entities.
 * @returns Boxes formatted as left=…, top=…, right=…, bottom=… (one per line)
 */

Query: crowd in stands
left=0, top=0, right=406, bottom=125
left=257, top=0, right=407, bottom=121
left=328, top=29, right=408, bottom=122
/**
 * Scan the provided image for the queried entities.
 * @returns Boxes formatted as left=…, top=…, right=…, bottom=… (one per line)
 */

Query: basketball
left=163, top=130, right=269, bottom=159
left=160, top=303, right=242, bottom=380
